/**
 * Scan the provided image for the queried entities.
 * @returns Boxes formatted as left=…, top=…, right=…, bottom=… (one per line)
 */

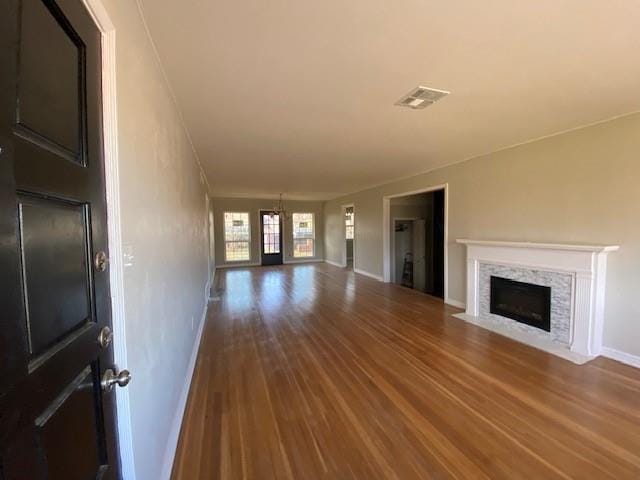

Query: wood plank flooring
left=172, top=264, right=640, bottom=479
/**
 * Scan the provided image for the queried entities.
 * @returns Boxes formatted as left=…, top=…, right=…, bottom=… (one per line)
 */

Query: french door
left=260, top=211, right=283, bottom=265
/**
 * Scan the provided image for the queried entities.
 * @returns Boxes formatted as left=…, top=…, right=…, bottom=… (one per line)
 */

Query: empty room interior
left=2, top=1, right=640, bottom=479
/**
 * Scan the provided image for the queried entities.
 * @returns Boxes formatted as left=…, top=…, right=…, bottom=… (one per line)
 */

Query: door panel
left=261, top=211, right=283, bottom=265
left=16, top=0, right=84, bottom=162
left=432, top=189, right=445, bottom=298
left=37, top=366, right=102, bottom=480
left=0, top=1, right=122, bottom=478
left=412, top=219, right=426, bottom=292
left=19, top=195, right=91, bottom=355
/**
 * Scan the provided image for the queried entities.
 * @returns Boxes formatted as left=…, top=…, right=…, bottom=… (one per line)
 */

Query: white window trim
left=223, top=211, right=251, bottom=262
left=292, top=212, right=315, bottom=258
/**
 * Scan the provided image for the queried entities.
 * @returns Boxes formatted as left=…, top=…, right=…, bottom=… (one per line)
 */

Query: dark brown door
left=432, top=189, right=445, bottom=298
left=260, top=211, right=283, bottom=266
left=0, top=1, right=122, bottom=479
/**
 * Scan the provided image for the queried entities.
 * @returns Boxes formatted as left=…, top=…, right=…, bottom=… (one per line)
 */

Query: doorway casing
left=80, top=1, right=135, bottom=478
left=382, top=184, right=449, bottom=303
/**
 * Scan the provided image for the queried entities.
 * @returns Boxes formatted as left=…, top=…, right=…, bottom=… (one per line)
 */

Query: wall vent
left=395, top=86, right=450, bottom=109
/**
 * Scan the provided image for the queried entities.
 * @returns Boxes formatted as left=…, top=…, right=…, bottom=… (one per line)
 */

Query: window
left=293, top=213, right=314, bottom=258
left=224, top=212, right=250, bottom=261
left=345, top=208, right=354, bottom=240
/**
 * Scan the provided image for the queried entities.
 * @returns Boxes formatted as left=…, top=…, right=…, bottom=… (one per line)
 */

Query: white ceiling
left=139, top=0, right=640, bottom=200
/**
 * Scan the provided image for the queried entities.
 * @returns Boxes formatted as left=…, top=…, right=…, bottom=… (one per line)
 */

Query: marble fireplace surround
left=455, top=239, right=619, bottom=363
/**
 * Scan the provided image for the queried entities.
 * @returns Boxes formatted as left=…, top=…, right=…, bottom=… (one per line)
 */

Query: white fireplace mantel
left=456, top=239, right=619, bottom=359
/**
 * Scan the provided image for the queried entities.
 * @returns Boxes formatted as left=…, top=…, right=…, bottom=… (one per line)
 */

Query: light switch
left=123, top=244, right=134, bottom=267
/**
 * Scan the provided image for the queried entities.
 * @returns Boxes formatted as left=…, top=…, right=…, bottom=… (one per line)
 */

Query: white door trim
left=80, top=2, right=136, bottom=478
left=382, top=184, right=449, bottom=302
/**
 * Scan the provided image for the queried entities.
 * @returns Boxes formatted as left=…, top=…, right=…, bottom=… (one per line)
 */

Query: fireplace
left=490, top=276, right=551, bottom=332
left=457, top=239, right=619, bottom=359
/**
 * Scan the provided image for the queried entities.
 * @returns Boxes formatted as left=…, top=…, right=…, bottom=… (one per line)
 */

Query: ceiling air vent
left=395, top=85, right=450, bottom=109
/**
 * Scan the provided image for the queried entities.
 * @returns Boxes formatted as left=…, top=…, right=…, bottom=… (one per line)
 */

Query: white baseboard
left=216, top=262, right=260, bottom=269
left=601, top=347, right=640, bottom=369
left=284, top=258, right=323, bottom=264
left=354, top=268, right=384, bottom=281
left=325, top=259, right=345, bottom=268
left=159, top=291, right=209, bottom=480
left=445, top=297, right=466, bottom=309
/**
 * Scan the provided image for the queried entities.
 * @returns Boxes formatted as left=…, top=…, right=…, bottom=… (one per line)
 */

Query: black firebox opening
left=490, top=276, right=551, bottom=332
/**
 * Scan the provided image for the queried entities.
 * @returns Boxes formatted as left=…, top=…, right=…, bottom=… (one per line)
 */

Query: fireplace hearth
left=490, top=276, right=551, bottom=332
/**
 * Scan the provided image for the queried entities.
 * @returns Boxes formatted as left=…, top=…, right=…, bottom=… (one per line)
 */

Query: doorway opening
left=343, top=205, right=355, bottom=270
left=389, top=189, right=445, bottom=298
left=260, top=210, right=283, bottom=265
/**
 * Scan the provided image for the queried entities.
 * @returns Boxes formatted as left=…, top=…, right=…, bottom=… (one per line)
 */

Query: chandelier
left=270, top=193, right=291, bottom=219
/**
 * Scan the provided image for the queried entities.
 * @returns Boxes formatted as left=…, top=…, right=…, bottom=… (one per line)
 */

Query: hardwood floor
left=172, top=264, right=640, bottom=479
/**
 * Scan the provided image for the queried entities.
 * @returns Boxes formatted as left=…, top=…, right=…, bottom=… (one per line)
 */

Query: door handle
left=101, top=368, right=131, bottom=392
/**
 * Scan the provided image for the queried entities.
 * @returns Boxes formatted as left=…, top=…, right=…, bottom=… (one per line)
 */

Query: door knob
left=101, top=368, right=131, bottom=392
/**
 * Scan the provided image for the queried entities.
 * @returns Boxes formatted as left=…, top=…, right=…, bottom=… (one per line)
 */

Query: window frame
left=223, top=211, right=251, bottom=262
left=292, top=212, right=315, bottom=258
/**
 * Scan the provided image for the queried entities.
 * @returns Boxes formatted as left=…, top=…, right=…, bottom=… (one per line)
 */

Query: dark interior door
left=261, top=211, right=283, bottom=265
left=432, top=189, right=445, bottom=298
left=0, top=1, right=122, bottom=478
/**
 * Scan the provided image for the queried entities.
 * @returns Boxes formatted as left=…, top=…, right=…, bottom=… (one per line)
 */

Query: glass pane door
left=262, top=213, right=281, bottom=254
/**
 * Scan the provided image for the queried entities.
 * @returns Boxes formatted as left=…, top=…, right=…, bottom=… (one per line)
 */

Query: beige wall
left=103, top=1, right=210, bottom=479
left=212, top=197, right=324, bottom=267
left=324, top=112, right=640, bottom=358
